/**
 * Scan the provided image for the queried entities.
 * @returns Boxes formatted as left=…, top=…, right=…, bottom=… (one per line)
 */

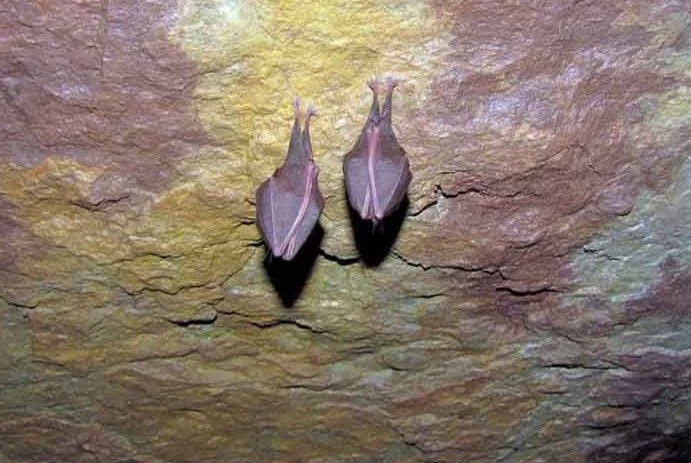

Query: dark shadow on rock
left=346, top=191, right=409, bottom=267
left=263, top=223, right=323, bottom=307
left=586, top=344, right=691, bottom=463
left=588, top=428, right=691, bottom=463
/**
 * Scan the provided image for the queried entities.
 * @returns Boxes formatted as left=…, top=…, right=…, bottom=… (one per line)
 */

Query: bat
left=343, top=78, right=412, bottom=223
left=255, top=100, right=324, bottom=261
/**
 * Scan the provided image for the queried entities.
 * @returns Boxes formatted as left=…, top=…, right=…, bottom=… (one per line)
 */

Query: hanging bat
left=343, top=78, right=412, bottom=223
left=255, top=100, right=324, bottom=260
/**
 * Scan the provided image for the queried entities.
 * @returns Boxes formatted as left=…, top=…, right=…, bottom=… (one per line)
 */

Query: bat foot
left=385, top=76, right=400, bottom=91
left=306, top=104, right=318, bottom=119
left=367, top=77, right=401, bottom=100
left=293, top=97, right=301, bottom=114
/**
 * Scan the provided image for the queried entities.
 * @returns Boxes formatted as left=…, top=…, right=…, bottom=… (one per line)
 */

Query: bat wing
left=344, top=137, right=411, bottom=222
left=343, top=146, right=373, bottom=220
left=256, top=164, right=323, bottom=260
left=373, top=143, right=411, bottom=218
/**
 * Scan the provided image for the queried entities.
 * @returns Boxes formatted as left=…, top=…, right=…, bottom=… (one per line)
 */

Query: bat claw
left=293, top=97, right=301, bottom=114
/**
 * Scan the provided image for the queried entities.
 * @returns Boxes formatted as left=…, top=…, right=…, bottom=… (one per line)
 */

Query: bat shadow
left=263, top=223, right=324, bottom=307
left=346, top=193, right=409, bottom=267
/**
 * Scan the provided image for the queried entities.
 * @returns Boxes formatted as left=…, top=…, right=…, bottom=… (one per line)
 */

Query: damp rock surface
left=1, top=1, right=690, bottom=462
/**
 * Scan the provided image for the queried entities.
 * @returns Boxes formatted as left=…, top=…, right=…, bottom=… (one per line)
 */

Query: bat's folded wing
left=343, top=151, right=372, bottom=219
left=344, top=146, right=411, bottom=221
left=373, top=152, right=411, bottom=219
left=256, top=166, right=323, bottom=260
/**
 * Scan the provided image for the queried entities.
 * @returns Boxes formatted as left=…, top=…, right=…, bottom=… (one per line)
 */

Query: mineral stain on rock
left=1, top=0, right=691, bottom=462
left=1, top=0, right=209, bottom=196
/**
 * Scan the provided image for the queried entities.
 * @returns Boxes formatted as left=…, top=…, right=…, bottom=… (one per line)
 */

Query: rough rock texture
left=1, top=1, right=690, bottom=462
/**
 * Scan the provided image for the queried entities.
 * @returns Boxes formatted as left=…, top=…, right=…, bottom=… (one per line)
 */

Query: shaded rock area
left=1, top=0, right=690, bottom=462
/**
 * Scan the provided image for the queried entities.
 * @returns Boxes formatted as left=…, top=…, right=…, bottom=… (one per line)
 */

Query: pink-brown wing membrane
left=343, top=80, right=411, bottom=222
left=255, top=102, right=324, bottom=260
left=370, top=142, right=412, bottom=219
left=343, top=132, right=372, bottom=218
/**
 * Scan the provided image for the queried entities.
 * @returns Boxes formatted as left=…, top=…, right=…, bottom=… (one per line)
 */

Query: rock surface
left=1, top=1, right=690, bottom=462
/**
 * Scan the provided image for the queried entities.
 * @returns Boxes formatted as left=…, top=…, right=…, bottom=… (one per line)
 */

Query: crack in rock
left=248, top=318, right=329, bottom=335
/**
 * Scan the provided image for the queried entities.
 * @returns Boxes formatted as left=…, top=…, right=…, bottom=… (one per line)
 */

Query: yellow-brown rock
left=1, top=1, right=690, bottom=462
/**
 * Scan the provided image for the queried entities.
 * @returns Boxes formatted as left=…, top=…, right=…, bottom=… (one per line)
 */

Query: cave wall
left=1, top=1, right=690, bottom=462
